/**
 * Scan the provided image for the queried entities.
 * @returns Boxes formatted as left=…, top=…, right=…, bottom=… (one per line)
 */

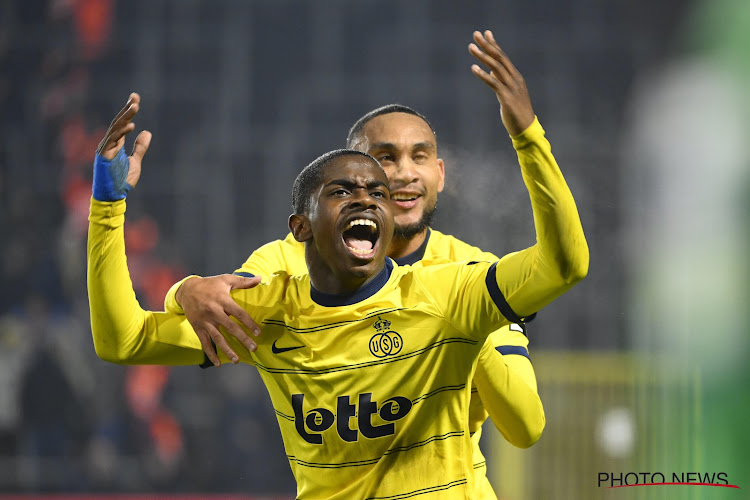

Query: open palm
left=96, top=92, right=152, bottom=188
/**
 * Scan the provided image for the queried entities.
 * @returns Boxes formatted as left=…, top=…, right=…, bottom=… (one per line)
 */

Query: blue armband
left=92, top=147, right=132, bottom=201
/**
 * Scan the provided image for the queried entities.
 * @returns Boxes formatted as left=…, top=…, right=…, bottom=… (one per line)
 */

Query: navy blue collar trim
left=393, top=229, right=431, bottom=266
left=310, top=258, right=394, bottom=307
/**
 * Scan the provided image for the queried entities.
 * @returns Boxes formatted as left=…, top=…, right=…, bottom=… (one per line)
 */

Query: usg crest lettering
left=369, top=316, right=402, bottom=358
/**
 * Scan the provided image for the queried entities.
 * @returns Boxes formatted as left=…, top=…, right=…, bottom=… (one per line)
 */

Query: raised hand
left=175, top=274, right=264, bottom=366
left=468, top=30, right=535, bottom=137
left=94, top=93, right=152, bottom=199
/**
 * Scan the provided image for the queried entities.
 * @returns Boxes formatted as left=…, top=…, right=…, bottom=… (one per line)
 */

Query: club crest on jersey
left=369, top=316, right=403, bottom=358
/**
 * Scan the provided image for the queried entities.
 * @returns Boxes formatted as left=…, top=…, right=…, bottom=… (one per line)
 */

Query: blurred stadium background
left=0, top=0, right=748, bottom=498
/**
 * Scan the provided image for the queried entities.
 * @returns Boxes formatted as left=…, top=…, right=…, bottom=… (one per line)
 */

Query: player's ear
left=289, top=213, right=313, bottom=242
left=436, top=158, right=445, bottom=193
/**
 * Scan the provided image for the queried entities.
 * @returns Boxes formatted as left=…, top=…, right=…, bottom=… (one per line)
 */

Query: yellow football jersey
left=93, top=117, right=587, bottom=499
left=226, top=230, right=538, bottom=499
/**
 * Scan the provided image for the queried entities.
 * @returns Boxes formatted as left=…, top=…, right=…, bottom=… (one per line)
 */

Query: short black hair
left=291, top=149, right=381, bottom=214
left=346, top=104, right=437, bottom=149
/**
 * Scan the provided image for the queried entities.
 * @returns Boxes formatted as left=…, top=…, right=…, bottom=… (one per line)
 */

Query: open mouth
left=342, top=218, right=379, bottom=259
left=391, top=192, right=420, bottom=209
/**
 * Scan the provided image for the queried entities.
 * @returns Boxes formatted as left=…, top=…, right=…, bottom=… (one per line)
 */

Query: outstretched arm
left=87, top=94, right=238, bottom=365
left=469, top=31, right=589, bottom=317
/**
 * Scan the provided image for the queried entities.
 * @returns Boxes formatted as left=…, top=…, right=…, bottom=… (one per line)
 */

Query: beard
left=393, top=201, right=437, bottom=240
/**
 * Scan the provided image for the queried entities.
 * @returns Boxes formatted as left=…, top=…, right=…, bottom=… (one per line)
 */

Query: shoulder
left=231, top=270, right=309, bottom=308
left=425, top=229, right=500, bottom=263
left=256, top=233, right=304, bottom=256
left=398, top=259, right=493, bottom=288
left=240, top=233, right=306, bottom=277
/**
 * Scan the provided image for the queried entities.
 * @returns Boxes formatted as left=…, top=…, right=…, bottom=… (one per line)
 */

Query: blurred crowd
left=0, top=1, right=293, bottom=493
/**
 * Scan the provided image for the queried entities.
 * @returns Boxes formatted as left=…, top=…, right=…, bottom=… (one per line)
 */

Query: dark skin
left=289, top=156, right=394, bottom=295
left=177, top=29, right=536, bottom=365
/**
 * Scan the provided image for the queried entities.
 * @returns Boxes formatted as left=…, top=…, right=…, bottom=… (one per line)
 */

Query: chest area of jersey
left=258, top=306, right=474, bottom=370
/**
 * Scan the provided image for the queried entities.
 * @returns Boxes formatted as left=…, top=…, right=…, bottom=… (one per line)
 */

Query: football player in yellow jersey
left=163, top=32, right=546, bottom=499
left=88, top=31, right=588, bottom=498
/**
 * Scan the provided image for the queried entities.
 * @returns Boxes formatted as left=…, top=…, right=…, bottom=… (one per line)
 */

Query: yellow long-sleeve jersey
left=89, top=118, right=588, bottom=499
left=166, top=229, right=543, bottom=499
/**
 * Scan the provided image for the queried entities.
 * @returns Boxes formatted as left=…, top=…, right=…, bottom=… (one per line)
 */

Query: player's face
left=357, top=113, right=445, bottom=238
left=308, top=155, right=394, bottom=281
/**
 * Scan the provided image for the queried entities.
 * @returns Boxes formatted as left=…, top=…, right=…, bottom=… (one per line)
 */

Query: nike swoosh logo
left=272, top=339, right=304, bottom=354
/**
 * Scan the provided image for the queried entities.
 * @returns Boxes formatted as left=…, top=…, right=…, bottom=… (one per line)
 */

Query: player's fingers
left=484, top=30, right=523, bottom=80
left=471, top=63, right=507, bottom=97
left=98, top=100, right=138, bottom=151
left=97, top=122, right=135, bottom=157
left=469, top=38, right=512, bottom=85
left=196, top=327, right=222, bottom=367
left=206, top=323, right=243, bottom=364
left=217, top=313, right=258, bottom=354
left=224, top=301, right=262, bottom=337
left=107, top=101, right=140, bottom=135
left=107, top=94, right=139, bottom=129
left=474, top=31, right=516, bottom=77
left=108, top=121, right=136, bottom=145
left=228, top=274, right=262, bottom=290
left=131, top=130, right=152, bottom=162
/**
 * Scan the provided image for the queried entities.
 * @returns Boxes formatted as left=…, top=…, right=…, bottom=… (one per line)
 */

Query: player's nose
left=389, top=158, right=419, bottom=187
left=349, top=188, right=378, bottom=210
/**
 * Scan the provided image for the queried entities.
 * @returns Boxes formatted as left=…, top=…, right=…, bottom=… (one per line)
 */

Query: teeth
left=392, top=193, right=418, bottom=201
left=345, top=219, right=377, bottom=231
left=347, top=247, right=373, bottom=255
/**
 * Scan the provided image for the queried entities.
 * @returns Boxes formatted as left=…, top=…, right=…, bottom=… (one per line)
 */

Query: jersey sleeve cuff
left=88, top=197, right=127, bottom=228
left=510, top=116, right=544, bottom=148
left=164, top=275, right=201, bottom=314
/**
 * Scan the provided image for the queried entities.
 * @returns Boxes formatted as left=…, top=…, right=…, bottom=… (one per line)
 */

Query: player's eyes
left=413, top=154, right=428, bottom=163
left=371, top=190, right=387, bottom=198
left=332, top=188, right=349, bottom=196
left=376, top=155, right=394, bottom=163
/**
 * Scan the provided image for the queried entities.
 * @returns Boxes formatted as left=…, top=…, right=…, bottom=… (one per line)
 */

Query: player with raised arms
left=164, top=30, right=556, bottom=497
left=87, top=31, right=588, bottom=499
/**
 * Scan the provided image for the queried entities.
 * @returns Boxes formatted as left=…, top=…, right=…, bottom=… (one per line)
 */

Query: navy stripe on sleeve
left=496, top=345, right=531, bottom=361
left=484, top=262, right=525, bottom=324
left=234, top=271, right=256, bottom=278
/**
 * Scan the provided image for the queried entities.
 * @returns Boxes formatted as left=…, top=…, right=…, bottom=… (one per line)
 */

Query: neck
left=305, top=247, right=385, bottom=296
left=387, top=229, right=428, bottom=260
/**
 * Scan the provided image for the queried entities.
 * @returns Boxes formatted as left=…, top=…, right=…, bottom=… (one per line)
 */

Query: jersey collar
left=393, top=228, right=431, bottom=266
left=310, top=258, right=394, bottom=307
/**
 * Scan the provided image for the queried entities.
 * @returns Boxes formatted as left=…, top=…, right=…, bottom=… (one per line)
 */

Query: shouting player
left=165, top=30, right=550, bottom=497
left=87, top=32, right=588, bottom=499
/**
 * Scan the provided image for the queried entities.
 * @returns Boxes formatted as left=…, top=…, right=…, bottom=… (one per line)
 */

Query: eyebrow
left=369, top=141, right=436, bottom=152
left=325, top=178, right=389, bottom=191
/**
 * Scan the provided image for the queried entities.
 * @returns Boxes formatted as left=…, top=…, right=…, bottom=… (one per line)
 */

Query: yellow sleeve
left=233, top=233, right=307, bottom=278
left=88, top=198, right=215, bottom=365
left=163, top=275, right=199, bottom=314
left=493, top=117, right=589, bottom=318
left=473, top=326, right=545, bottom=448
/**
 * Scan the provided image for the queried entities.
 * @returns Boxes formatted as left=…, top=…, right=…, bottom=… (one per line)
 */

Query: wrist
left=93, top=148, right=132, bottom=201
left=174, top=275, right=201, bottom=308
